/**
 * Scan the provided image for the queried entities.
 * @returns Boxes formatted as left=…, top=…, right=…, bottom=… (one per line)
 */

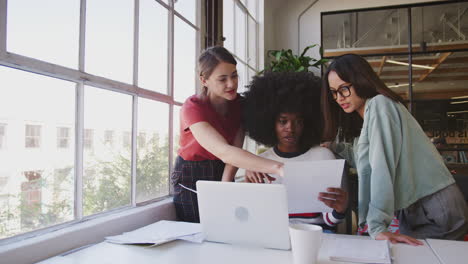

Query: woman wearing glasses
left=321, top=54, right=468, bottom=244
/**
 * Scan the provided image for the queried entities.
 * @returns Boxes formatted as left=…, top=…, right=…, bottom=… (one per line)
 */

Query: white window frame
left=0, top=0, right=201, bottom=249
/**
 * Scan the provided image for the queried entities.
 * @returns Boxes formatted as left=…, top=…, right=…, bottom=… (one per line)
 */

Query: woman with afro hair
left=242, top=71, right=348, bottom=231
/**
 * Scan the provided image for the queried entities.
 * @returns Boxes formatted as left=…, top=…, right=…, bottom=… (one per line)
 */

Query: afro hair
left=242, top=71, right=323, bottom=149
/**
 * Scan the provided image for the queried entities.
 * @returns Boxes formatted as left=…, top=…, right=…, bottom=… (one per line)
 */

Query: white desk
left=426, top=238, right=468, bottom=264
left=39, top=234, right=441, bottom=264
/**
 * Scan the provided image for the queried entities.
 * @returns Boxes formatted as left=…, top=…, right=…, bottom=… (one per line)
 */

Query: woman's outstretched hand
left=375, top=232, right=423, bottom=246
left=245, top=170, right=276, bottom=183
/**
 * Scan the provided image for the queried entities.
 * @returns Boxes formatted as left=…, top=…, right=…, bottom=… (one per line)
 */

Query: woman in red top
left=171, top=46, right=284, bottom=222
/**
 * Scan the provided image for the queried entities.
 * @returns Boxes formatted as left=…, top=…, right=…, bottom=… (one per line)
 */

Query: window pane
left=0, top=67, right=75, bottom=239
left=223, top=0, right=234, bottom=52
left=235, top=4, right=246, bottom=61
left=85, top=0, right=134, bottom=83
left=322, top=9, right=408, bottom=56
left=0, top=123, right=6, bottom=149
left=411, top=3, right=468, bottom=53
left=248, top=16, right=257, bottom=69
left=83, top=86, right=132, bottom=216
left=136, top=99, right=169, bottom=202
left=174, top=0, right=196, bottom=25
left=174, top=18, right=196, bottom=103
left=139, top=0, right=168, bottom=93
left=247, top=0, right=257, bottom=20
left=7, top=0, right=80, bottom=68
left=237, top=63, right=247, bottom=94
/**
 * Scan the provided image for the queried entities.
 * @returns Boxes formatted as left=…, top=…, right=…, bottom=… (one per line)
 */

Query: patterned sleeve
left=322, top=210, right=346, bottom=227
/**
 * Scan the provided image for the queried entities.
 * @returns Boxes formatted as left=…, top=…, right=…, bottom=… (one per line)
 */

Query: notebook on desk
left=196, top=181, right=291, bottom=250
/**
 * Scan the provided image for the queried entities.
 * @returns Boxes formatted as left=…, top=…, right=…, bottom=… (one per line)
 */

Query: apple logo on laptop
left=234, top=206, right=249, bottom=222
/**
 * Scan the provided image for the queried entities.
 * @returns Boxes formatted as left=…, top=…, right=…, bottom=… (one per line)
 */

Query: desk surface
left=39, top=234, right=443, bottom=264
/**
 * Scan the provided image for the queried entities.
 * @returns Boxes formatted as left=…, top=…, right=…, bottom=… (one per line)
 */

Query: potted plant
left=263, top=44, right=328, bottom=73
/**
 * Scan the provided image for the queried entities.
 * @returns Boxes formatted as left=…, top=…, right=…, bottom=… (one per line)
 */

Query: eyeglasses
left=330, top=85, right=352, bottom=100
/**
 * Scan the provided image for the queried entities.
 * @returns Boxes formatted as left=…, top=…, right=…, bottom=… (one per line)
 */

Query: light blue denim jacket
left=333, top=95, right=454, bottom=238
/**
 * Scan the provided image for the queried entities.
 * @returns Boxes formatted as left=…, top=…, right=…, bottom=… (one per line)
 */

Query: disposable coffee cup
left=289, top=223, right=322, bottom=264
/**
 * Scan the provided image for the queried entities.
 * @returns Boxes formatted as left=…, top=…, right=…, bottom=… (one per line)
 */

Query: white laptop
left=196, top=181, right=291, bottom=250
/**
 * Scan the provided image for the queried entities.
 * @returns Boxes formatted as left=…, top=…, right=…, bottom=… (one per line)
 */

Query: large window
left=0, top=0, right=200, bottom=241
left=223, top=0, right=259, bottom=93
left=321, top=1, right=468, bottom=166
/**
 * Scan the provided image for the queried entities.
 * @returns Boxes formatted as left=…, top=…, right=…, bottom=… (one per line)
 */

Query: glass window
left=0, top=123, right=5, bottom=149
left=0, top=67, right=75, bottom=239
left=411, top=2, right=468, bottom=53
left=85, top=0, right=134, bottom=83
left=174, top=17, right=196, bottom=103
left=84, top=129, right=94, bottom=150
left=248, top=16, right=258, bottom=69
left=104, top=130, right=114, bottom=146
left=322, top=8, right=408, bottom=57
left=137, top=132, right=147, bottom=149
left=174, top=0, right=196, bottom=25
left=122, top=131, right=131, bottom=149
left=25, top=125, right=41, bottom=148
left=223, top=0, right=235, bottom=52
left=234, top=4, right=247, bottom=61
left=7, top=0, right=80, bottom=68
left=57, top=127, right=71, bottom=149
left=136, top=99, right=169, bottom=202
left=138, top=0, right=168, bottom=93
left=83, top=86, right=132, bottom=216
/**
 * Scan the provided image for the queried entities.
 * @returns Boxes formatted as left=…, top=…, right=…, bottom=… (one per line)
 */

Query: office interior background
left=0, top=0, right=467, bottom=263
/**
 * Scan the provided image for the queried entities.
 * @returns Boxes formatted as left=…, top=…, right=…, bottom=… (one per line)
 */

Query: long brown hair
left=321, top=54, right=404, bottom=141
left=198, top=46, right=237, bottom=96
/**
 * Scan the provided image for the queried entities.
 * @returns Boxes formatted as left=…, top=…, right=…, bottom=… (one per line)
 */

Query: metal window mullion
left=73, top=0, right=87, bottom=221
left=168, top=0, right=174, bottom=97
left=74, top=82, right=84, bottom=220
left=130, top=0, right=140, bottom=206
left=131, top=96, right=138, bottom=206
left=167, top=0, right=175, bottom=195
left=0, top=0, right=7, bottom=58
left=79, top=0, right=86, bottom=71
left=246, top=3, right=250, bottom=67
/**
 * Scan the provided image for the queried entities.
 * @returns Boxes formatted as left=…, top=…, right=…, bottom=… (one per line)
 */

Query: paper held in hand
left=283, top=159, right=346, bottom=213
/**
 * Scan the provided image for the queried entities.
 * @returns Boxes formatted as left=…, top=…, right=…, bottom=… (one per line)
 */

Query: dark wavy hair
left=242, top=71, right=322, bottom=149
left=321, top=54, right=404, bottom=141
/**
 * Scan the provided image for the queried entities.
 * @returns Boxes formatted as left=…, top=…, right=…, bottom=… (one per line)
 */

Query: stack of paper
left=329, top=238, right=391, bottom=264
left=105, top=220, right=204, bottom=246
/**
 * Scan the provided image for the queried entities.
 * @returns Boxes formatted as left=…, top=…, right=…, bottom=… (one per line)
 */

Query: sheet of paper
left=426, top=238, right=468, bottom=264
left=283, top=160, right=345, bottom=213
left=105, top=220, right=203, bottom=245
left=328, top=237, right=391, bottom=264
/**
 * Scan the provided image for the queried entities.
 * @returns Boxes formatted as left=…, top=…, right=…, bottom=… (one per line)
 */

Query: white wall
left=264, top=0, right=444, bottom=74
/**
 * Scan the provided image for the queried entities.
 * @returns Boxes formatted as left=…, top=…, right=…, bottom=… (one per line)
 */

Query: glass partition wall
left=321, top=1, right=468, bottom=170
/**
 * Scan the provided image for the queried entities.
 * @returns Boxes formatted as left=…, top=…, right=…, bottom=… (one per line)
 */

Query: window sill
left=0, top=198, right=176, bottom=264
